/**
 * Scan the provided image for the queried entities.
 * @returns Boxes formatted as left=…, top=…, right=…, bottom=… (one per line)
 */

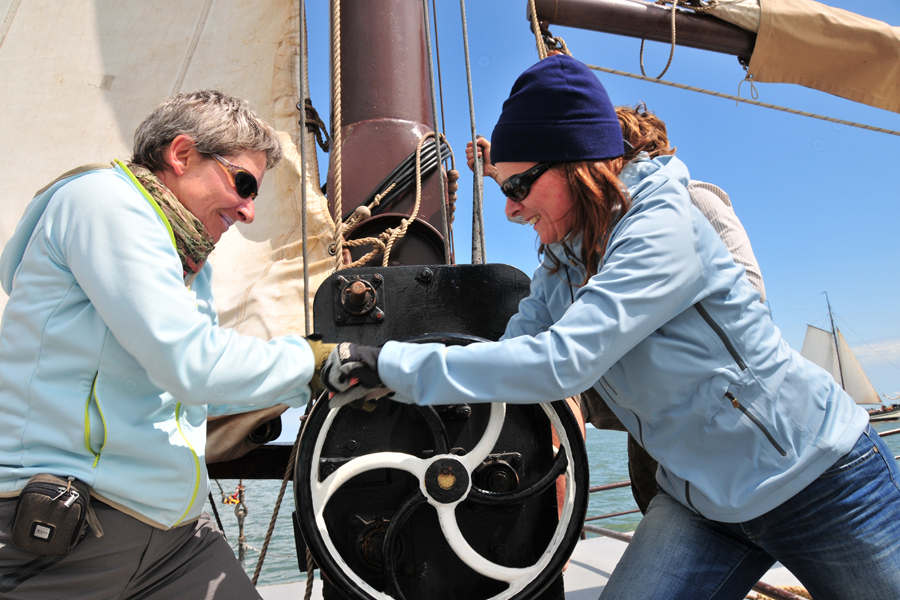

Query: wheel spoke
left=434, top=504, right=541, bottom=586
left=467, top=445, right=568, bottom=505
left=315, top=451, right=427, bottom=507
left=461, top=402, right=506, bottom=471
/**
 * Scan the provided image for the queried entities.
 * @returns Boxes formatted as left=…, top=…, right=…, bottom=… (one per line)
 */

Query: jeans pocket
left=820, top=430, right=876, bottom=478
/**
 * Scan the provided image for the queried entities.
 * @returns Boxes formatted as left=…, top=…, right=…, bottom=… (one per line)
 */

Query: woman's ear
left=163, top=134, right=195, bottom=176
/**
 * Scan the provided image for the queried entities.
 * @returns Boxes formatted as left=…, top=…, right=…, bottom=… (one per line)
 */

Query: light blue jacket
left=378, top=155, right=867, bottom=523
left=0, top=163, right=314, bottom=528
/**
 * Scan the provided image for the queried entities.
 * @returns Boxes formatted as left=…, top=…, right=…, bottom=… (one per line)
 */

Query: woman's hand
left=466, top=136, right=501, bottom=183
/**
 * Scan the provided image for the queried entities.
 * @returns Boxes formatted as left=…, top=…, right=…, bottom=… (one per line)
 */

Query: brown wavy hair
left=616, top=102, right=676, bottom=162
left=539, top=103, right=675, bottom=285
left=539, top=158, right=631, bottom=285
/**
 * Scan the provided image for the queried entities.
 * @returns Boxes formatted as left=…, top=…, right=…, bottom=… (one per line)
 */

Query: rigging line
left=422, top=0, right=452, bottom=264
left=331, top=0, right=345, bottom=270
left=823, top=292, right=845, bottom=389
left=172, top=0, right=214, bottom=95
left=775, top=307, right=828, bottom=330
left=251, top=421, right=304, bottom=585
left=584, top=63, right=900, bottom=138
left=431, top=0, right=447, bottom=140
left=834, top=313, right=900, bottom=374
left=459, top=0, right=486, bottom=264
left=0, top=0, right=22, bottom=51
left=527, top=0, right=548, bottom=60
left=299, top=0, right=310, bottom=336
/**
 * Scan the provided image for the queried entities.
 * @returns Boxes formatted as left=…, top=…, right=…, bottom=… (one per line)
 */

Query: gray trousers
left=0, top=498, right=260, bottom=600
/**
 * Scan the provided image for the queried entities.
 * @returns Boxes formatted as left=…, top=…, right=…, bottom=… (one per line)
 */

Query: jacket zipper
left=684, top=481, right=697, bottom=512
left=694, top=304, right=746, bottom=371
left=83, top=373, right=108, bottom=467
left=725, top=392, right=787, bottom=457
left=172, top=402, right=201, bottom=526
left=599, top=376, right=618, bottom=396
left=599, top=377, right=644, bottom=445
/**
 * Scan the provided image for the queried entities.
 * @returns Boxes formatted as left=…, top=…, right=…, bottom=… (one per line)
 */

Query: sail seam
left=0, top=0, right=22, bottom=52
left=172, top=0, right=214, bottom=95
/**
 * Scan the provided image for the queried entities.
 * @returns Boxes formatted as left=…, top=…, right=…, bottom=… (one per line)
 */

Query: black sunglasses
left=212, top=154, right=259, bottom=200
left=500, top=162, right=552, bottom=201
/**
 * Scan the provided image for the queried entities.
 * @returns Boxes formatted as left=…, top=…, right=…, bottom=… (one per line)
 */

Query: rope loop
left=640, top=0, right=680, bottom=80
left=736, top=73, right=759, bottom=105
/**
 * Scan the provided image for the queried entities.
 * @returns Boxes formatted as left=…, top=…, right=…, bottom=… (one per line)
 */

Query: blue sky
left=300, top=1, right=900, bottom=399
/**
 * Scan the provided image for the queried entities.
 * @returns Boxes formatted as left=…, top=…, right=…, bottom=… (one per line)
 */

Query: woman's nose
left=505, top=197, right=521, bottom=219
left=237, top=200, right=255, bottom=223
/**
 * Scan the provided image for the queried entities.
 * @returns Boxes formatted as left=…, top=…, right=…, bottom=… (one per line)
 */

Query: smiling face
left=154, top=135, right=266, bottom=243
left=497, top=161, right=575, bottom=245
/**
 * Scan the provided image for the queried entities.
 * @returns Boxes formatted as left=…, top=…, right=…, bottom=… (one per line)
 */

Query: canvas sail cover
left=0, top=0, right=336, bottom=337
left=800, top=325, right=880, bottom=405
left=706, top=0, right=900, bottom=114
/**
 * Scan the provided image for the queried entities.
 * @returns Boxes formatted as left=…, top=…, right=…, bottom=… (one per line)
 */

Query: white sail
left=800, top=325, right=880, bottom=405
left=800, top=326, right=841, bottom=381
left=835, top=329, right=881, bottom=406
left=0, top=0, right=336, bottom=336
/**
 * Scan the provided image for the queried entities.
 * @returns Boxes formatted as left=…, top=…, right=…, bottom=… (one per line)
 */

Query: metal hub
left=423, top=457, right=470, bottom=504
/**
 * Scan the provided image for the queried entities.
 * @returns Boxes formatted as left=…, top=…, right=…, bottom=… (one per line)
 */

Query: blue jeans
left=600, top=425, right=900, bottom=600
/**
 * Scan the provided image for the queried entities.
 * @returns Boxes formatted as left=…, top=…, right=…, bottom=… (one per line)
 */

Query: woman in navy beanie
left=322, top=55, right=900, bottom=599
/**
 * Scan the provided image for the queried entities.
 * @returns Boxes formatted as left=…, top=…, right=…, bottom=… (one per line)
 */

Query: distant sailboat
left=799, top=294, right=900, bottom=422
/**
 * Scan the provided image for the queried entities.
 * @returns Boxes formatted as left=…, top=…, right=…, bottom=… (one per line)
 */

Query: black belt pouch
left=10, top=474, right=92, bottom=556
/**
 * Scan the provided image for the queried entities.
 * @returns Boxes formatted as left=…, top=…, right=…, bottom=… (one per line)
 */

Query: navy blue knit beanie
left=491, top=55, right=623, bottom=163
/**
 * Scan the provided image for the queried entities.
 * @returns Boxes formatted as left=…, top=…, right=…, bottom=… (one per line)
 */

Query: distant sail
left=800, top=325, right=881, bottom=405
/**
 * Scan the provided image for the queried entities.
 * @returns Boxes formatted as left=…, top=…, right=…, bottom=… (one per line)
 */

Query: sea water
left=207, top=422, right=900, bottom=587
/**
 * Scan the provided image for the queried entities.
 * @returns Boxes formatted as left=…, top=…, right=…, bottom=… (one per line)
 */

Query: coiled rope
left=339, top=133, right=455, bottom=269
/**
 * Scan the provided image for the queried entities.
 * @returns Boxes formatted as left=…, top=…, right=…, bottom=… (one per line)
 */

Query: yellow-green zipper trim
left=172, top=402, right=201, bottom=526
left=83, top=373, right=109, bottom=467
left=114, top=159, right=177, bottom=250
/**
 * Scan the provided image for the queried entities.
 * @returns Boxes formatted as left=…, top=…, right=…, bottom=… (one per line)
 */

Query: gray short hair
left=132, top=90, right=283, bottom=172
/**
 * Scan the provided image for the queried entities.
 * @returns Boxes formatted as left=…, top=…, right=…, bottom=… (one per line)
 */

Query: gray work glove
left=320, top=343, right=388, bottom=407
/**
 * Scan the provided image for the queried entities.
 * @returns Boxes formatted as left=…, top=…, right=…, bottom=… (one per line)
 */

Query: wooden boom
left=531, top=0, right=756, bottom=61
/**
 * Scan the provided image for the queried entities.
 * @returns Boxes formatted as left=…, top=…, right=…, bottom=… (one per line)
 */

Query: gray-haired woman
left=0, top=90, right=332, bottom=598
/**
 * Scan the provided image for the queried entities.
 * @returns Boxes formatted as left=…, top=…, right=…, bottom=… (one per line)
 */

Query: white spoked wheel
left=294, top=336, right=588, bottom=600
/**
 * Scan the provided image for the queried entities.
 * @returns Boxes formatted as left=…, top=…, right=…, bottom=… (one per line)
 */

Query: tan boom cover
left=748, top=0, right=900, bottom=113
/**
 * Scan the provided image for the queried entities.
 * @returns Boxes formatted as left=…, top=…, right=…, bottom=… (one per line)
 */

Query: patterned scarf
left=126, top=163, right=215, bottom=278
